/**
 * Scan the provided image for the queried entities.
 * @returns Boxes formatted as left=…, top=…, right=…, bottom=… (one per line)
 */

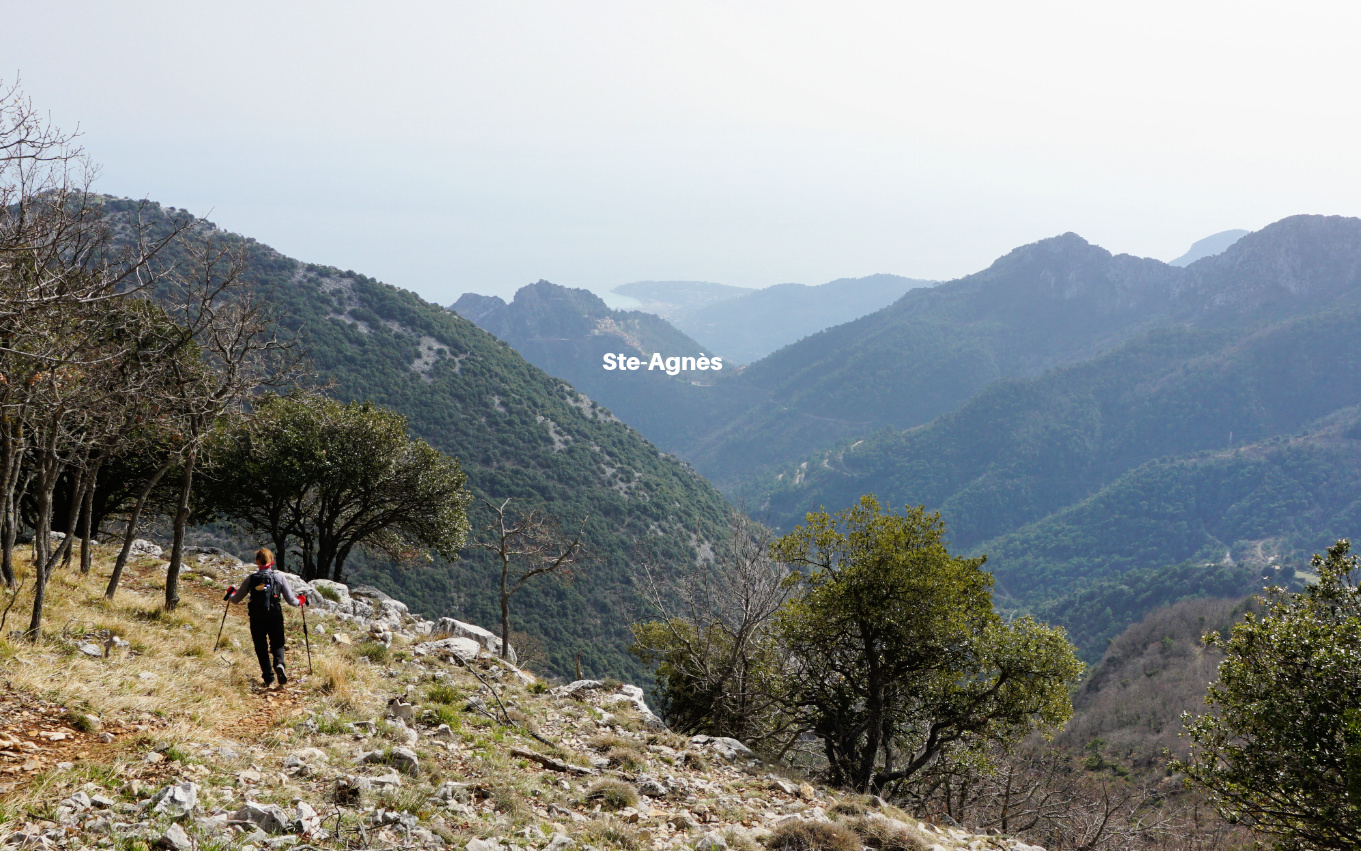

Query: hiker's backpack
left=250, top=569, right=281, bottom=612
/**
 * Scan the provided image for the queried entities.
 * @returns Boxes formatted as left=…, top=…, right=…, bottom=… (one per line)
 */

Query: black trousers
left=248, top=608, right=286, bottom=683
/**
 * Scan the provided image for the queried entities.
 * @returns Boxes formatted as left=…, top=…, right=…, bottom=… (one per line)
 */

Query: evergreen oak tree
left=202, top=393, right=471, bottom=581
left=1175, top=539, right=1361, bottom=850
left=773, top=496, right=1082, bottom=793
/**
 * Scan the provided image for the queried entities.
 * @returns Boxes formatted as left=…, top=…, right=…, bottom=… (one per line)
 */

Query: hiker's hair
left=256, top=547, right=274, bottom=567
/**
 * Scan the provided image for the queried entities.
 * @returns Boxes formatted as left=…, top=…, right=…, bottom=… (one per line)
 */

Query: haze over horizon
left=5, top=1, right=1357, bottom=304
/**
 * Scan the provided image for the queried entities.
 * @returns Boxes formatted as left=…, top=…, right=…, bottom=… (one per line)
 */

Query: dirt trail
left=0, top=560, right=315, bottom=796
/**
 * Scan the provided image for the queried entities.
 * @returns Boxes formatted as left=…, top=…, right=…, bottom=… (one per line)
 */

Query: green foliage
left=773, top=496, right=1082, bottom=792
left=1175, top=540, right=1361, bottom=849
left=765, top=313, right=1361, bottom=659
left=200, top=393, right=472, bottom=581
left=425, top=683, right=464, bottom=705
left=630, top=618, right=786, bottom=742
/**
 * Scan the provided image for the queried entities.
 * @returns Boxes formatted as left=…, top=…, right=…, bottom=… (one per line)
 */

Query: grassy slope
left=0, top=549, right=996, bottom=851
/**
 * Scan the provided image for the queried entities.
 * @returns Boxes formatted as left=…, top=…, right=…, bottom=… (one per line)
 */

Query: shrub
left=580, top=820, right=645, bottom=851
left=827, top=800, right=866, bottom=817
left=583, top=779, right=639, bottom=811
left=354, top=641, right=390, bottom=664
left=425, top=683, right=463, bottom=705
left=63, top=710, right=97, bottom=733
left=844, top=816, right=928, bottom=851
left=764, top=821, right=860, bottom=851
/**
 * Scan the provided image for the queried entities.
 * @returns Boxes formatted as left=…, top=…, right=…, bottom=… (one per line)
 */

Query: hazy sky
left=6, top=2, right=1360, bottom=304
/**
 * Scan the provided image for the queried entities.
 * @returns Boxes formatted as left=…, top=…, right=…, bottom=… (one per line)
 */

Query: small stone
left=544, top=834, right=573, bottom=851
left=59, top=792, right=91, bottom=811
left=799, top=783, right=815, bottom=800
left=295, top=801, right=322, bottom=836
left=154, top=823, right=193, bottom=851
left=637, top=776, right=668, bottom=797
left=696, top=831, right=728, bottom=851
left=81, top=714, right=103, bottom=732
left=331, top=633, right=352, bottom=645
left=89, top=795, right=115, bottom=809
left=77, top=642, right=103, bottom=658
left=149, top=781, right=199, bottom=818
left=143, top=751, right=165, bottom=765
left=467, top=839, right=505, bottom=851
left=388, top=746, right=419, bottom=776
left=233, top=801, right=294, bottom=835
left=138, top=671, right=157, bottom=681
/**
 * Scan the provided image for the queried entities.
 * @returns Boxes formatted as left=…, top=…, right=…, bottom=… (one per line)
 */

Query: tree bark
left=164, top=447, right=195, bottom=611
left=79, top=460, right=99, bottom=574
left=106, top=457, right=173, bottom=599
left=501, top=553, right=512, bottom=660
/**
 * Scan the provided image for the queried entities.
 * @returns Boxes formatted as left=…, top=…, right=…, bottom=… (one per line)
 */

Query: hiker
left=225, top=548, right=306, bottom=687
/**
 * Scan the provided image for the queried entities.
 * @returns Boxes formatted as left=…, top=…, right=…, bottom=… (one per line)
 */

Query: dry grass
left=764, top=820, right=861, bottom=851
left=844, top=815, right=930, bottom=851
left=0, top=546, right=390, bottom=797
left=583, top=778, right=640, bottom=811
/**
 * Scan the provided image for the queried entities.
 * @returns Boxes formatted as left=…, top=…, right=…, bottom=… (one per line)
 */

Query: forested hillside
left=639, top=216, right=1361, bottom=492
left=103, top=199, right=734, bottom=682
left=764, top=307, right=1361, bottom=657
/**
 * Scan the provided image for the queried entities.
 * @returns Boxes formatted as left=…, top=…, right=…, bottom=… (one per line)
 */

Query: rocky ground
left=0, top=543, right=1043, bottom=851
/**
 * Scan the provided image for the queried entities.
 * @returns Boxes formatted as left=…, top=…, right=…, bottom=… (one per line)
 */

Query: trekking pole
left=212, top=587, right=234, bottom=653
left=299, top=593, right=313, bottom=675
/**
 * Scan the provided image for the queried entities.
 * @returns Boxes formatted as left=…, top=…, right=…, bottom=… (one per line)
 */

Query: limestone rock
left=153, top=823, right=193, bottom=851
left=550, top=679, right=603, bottom=698
left=232, top=800, right=293, bottom=834
left=467, top=839, right=505, bottom=851
left=149, top=781, right=198, bottom=818
left=689, top=735, right=753, bottom=761
left=544, top=834, right=573, bottom=851
left=433, top=617, right=515, bottom=663
left=128, top=539, right=163, bottom=558
left=416, top=636, right=481, bottom=662
left=295, top=801, right=322, bottom=836
left=695, top=831, right=727, bottom=851
left=58, top=792, right=91, bottom=811
left=389, top=746, right=420, bottom=775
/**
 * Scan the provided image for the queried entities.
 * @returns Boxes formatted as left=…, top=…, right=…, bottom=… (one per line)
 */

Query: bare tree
left=474, top=497, right=587, bottom=661
left=0, top=79, right=291, bottom=629
left=630, top=511, right=798, bottom=753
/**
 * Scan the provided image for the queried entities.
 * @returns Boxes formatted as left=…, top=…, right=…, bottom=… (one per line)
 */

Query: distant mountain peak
left=1170, top=229, right=1250, bottom=267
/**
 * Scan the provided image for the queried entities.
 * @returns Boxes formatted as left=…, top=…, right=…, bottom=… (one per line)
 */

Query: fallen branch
left=453, top=654, right=556, bottom=747
left=510, top=747, right=594, bottom=776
